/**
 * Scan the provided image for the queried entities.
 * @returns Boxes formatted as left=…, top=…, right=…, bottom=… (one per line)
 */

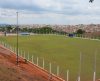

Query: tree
left=0, top=27, right=5, bottom=32
left=6, top=25, right=13, bottom=33
left=76, top=29, right=85, bottom=34
left=13, top=27, right=21, bottom=33
left=22, top=27, right=28, bottom=32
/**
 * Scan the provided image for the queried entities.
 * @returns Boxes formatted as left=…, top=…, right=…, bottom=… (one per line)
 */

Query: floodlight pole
left=16, top=12, right=19, bottom=65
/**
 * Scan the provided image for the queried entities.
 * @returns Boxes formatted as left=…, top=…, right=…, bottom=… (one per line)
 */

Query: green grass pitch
left=0, top=35, right=100, bottom=81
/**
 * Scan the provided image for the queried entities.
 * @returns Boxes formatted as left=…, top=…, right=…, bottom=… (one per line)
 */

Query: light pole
left=16, top=12, right=19, bottom=65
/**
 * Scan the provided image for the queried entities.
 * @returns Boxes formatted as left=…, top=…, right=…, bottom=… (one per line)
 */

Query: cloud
left=0, top=0, right=100, bottom=24
left=0, top=0, right=100, bottom=15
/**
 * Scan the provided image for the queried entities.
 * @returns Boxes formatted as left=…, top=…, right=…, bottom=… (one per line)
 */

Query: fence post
left=21, top=50, right=23, bottom=57
left=93, top=51, right=97, bottom=81
left=10, top=46, right=12, bottom=50
left=37, top=57, right=39, bottom=66
left=48, top=62, right=52, bottom=81
left=4, top=42, right=6, bottom=47
left=5, top=43, right=7, bottom=47
left=7, top=44, right=9, bottom=48
left=43, top=58, right=44, bottom=69
left=49, top=62, right=52, bottom=74
left=18, top=49, right=20, bottom=56
left=78, top=53, right=82, bottom=81
left=24, top=51, right=25, bottom=59
left=57, top=66, right=59, bottom=76
left=67, top=70, right=69, bottom=81
left=32, top=55, right=34, bottom=63
left=15, top=48, right=17, bottom=54
left=19, top=50, right=21, bottom=57
left=93, top=72, right=96, bottom=81
left=14, top=47, right=15, bottom=53
left=5, top=43, right=7, bottom=48
left=13, top=47, right=15, bottom=52
left=28, top=52, right=30, bottom=61
left=7, top=44, right=9, bottom=49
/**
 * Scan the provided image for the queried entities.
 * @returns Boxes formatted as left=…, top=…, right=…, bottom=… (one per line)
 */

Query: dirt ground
left=0, top=45, right=64, bottom=81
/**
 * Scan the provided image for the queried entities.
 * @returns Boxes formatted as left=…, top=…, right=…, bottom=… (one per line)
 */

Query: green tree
left=76, top=29, right=85, bottom=34
left=6, top=25, right=13, bottom=33
left=22, top=27, right=28, bottom=32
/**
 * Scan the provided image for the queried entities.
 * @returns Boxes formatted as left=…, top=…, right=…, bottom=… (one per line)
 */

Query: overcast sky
left=0, top=0, right=100, bottom=25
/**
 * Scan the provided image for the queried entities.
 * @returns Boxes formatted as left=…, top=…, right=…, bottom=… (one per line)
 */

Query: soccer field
left=0, top=35, right=100, bottom=81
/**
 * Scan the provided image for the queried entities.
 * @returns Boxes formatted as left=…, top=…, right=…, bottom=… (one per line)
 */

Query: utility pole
left=16, top=12, right=19, bottom=65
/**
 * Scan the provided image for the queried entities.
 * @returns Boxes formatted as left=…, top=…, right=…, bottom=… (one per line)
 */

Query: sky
left=0, top=0, right=100, bottom=25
